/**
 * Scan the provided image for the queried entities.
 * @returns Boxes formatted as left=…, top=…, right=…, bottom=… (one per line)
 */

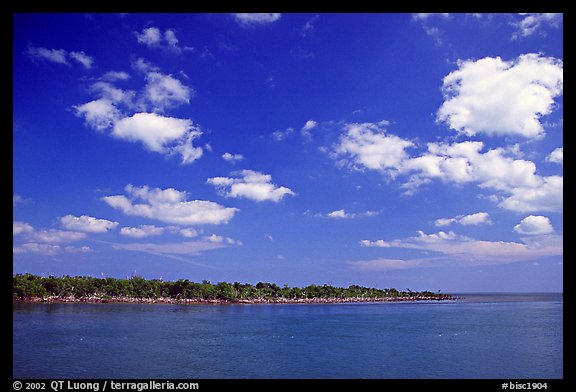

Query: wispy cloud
left=353, top=230, right=562, bottom=270
left=325, top=209, right=380, bottom=219
left=512, top=13, right=562, bottom=39
left=27, top=45, right=94, bottom=69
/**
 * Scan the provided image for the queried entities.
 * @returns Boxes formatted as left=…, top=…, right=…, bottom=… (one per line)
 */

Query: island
left=13, top=274, right=456, bottom=304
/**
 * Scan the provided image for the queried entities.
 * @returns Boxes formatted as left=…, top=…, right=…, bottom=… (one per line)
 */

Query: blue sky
left=13, top=13, right=563, bottom=292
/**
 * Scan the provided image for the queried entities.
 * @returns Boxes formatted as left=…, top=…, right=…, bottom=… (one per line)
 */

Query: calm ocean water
left=13, top=293, right=563, bottom=379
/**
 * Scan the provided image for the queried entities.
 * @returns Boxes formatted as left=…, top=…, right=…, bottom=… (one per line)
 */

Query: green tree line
left=13, top=273, right=453, bottom=301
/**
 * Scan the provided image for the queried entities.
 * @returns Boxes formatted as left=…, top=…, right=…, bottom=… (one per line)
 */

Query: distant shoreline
left=13, top=274, right=457, bottom=305
left=14, top=295, right=458, bottom=305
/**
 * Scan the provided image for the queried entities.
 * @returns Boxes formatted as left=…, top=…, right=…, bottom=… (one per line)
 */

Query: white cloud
left=546, top=148, right=563, bottom=165
left=120, top=225, right=165, bottom=238
left=222, top=152, right=244, bottom=163
left=333, top=121, right=413, bottom=174
left=13, top=221, right=34, bottom=235
left=437, top=54, right=563, bottom=139
left=499, top=175, right=563, bottom=213
left=359, top=239, right=391, bottom=248
left=13, top=194, right=27, bottom=207
left=27, top=229, right=87, bottom=243
left=412, top=13, right=450, bottom=21
left=90, top=81, right=136, bottom=107
left=132, top=57, right=160, bottom=74
left=435, top=212, right=492, bottom=227
left=102, top=184, right=238, bottom=225
left=513, top=13, right=562, bottom=39
left=207, top=170, right=296, bottom=202
left=326, top=209, right=380, bottom=219
left=69, top=51, right=94, bottom=69
left=402, top=141, right=561, bottom=212
left=102, top=71, right=131, bottom=82
left=352, top=230, right=562, bottom=270
left=135, top=27, right=191, bottom=53
left=233, top=13, right=281, bottom=27
left=327, top=209, right=349, bottom=219
left=203, top=234, right=243, bottom=246
left=60, top=215, right=119, bottom=233
left=111, top=239, right=236, bottom=262
left=331, top=123, right=561, bottom=213
left=179, top=228, right=198, bottom=238
left=301, top=120, right=318, bottom=138
left=513, top=215, right=554, bottom=235
left=14, top=243, right=91, bottom=256
left=272, top=127, right=294, bottom=141
left=27, top=46, right=94, bottom=69
left=411, top=13, right=451, bottom=46
left=144, top=72, right=192, bottom=112
left=112, top=112, right=203, bottom=164
left=136, top=27, right=162, bottom=46
left=74, top=99, right=121, bottom=132
left=27, top=46, right=68, bottom=65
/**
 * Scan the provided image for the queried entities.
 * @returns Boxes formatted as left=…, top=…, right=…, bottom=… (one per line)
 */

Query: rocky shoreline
left=15, top=294, right=458, bottom=305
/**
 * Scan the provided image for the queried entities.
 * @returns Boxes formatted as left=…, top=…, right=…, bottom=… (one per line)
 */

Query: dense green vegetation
left=13, top=273, right=453, bottom=302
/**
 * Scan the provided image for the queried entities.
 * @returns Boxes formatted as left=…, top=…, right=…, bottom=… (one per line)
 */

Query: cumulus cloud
left=435, top=212, right=492, bottom=227
left=546, top=148, right=563, bottom=165
left=222, top=152, right=244, bottom=163
left=207, top=170, right=296, bottom=202
left=74, top=67, right=201, bottom=164
left=402, top=141, right=561, bottom=212
left=27, top=45, right=94, bottom=69
left=60, top=215, right=119, bottom=233
left=498, top=175, right=562, bottom=213
left=102, top=184, right=238, bottom=225
left=437, top=53, right=563, bottom=139
left=13, top=221, right=34, bottom=235
left=333, top=121, right=413, bottom=175
left=513, top=215, right=554, bottom=235
left=330, top=121, right=562, bottom=213
left=233, top=13, right=281, bottom=27
left=74, top=99, right=122, bottom=131
left=352, top=230, right=562, bottom=270
left=112, top=113, right=203, bottom=164
left=144, top=72, right=192, bottom=112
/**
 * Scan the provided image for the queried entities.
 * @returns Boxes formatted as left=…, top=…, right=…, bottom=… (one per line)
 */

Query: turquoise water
left=13, top=293, right=563, bottom=379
